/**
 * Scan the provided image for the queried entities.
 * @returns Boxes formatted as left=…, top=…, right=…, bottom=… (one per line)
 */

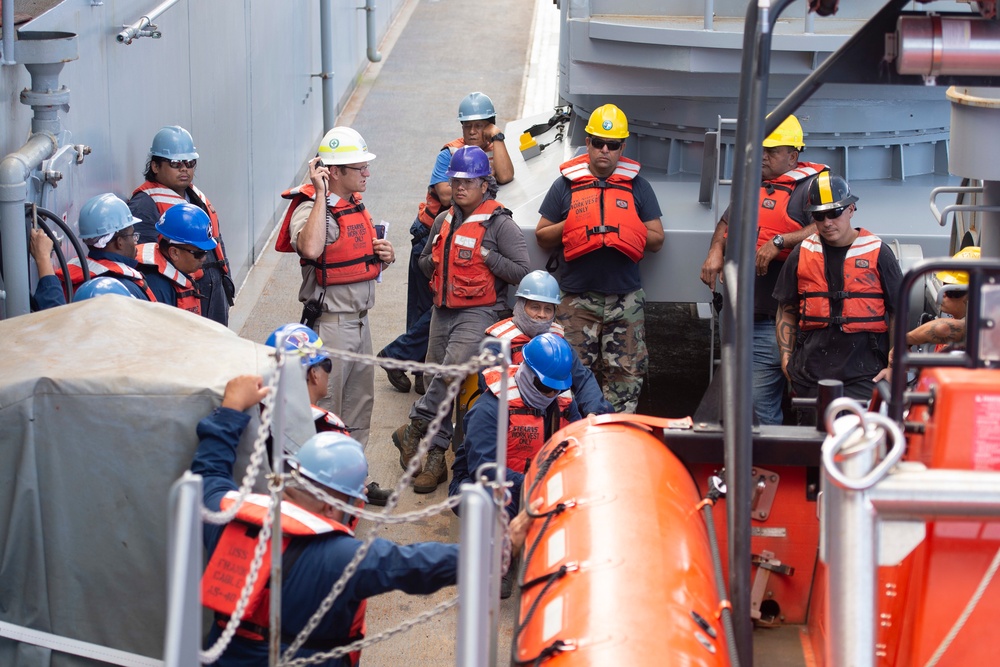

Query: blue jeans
left=382, top=219, right=432, bottom=365
left=752, top=318, right=785, bottom=425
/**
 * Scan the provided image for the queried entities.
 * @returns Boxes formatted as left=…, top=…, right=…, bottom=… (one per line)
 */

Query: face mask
left=516, top=363, right=558, bottom=411
left=512, top=299, right=553, bottom=339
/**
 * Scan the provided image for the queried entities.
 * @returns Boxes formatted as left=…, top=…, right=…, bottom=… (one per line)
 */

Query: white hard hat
left=317, top=127, right=376, bottom=166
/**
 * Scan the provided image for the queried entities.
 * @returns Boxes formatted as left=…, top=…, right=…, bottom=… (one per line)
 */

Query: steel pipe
left=896, top=17, right=1000, bottom=77
left=0, top=133, right=59, bottom=318
left=1, top=0, right=14, bottom=65
left=320, top=0, right=336, bottom=132
left=365, top=0, right=382, bottom=63
left=117, top=0, right=179, bottom=44
left=456, top=483, right=495, bottom=667
left=870, top=469, right=1000, bottom=520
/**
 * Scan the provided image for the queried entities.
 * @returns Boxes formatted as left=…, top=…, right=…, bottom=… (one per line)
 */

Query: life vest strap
left=587, top=225, right=619, bottom=237
left=801, top=290, right=886, bottom=301
left=303, top=253, right=379, bottom=270
left=802, top=314, right=886, bottom=325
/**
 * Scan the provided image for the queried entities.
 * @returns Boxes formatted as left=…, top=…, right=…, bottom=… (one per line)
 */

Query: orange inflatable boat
left=513, top=414, right=731, bottom=666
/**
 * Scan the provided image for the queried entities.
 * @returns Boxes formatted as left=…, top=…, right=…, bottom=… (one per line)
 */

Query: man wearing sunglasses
left=378, top=92, right=514, bottom=396
left=700, top=114, right=828, bottom=426
left=535, top=103, right=664, bottom=414
left=773, top=173, right=903, bottom=416
left=136, top=203, right=218, bottom=316
left=129, top=125, right=234, bottom=326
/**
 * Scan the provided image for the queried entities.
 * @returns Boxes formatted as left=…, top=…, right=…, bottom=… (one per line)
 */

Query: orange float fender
left=513, top=414, right=731, bottom=666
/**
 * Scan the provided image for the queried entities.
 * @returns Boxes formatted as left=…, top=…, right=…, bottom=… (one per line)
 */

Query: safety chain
left=201, top=351, right=285, bottom=525
left=280, top=347, right=494, bottom=662
left=280, top=597, right=459, bottom=667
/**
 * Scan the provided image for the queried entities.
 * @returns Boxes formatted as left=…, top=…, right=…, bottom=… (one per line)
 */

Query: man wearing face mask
left=485, top=270, right=612, bottom=416
left=449, top=333, right=582, bottom=519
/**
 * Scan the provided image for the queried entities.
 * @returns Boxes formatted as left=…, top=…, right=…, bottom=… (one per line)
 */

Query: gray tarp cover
left=0, top=297, right=314, bottom=666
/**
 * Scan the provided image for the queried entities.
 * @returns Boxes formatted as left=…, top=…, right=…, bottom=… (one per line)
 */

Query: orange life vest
left=797, top=229, right=888, bottom=333
left=275, top=184, right=382, bottom=287
left=312, top=405, right=349, bottom=435
left=429, top=199, right=505, bottom=308
left=416, top=138, right=465, bottom=228
left=131, top=181, right=229, bottom=277
left=134, top=242, right=202, bottom=314
left=483, top=366, right=574, bottom=475
left=58, top=256, right=157, bottom=302
left=756, top=162, right=828, bottom=260
left=201, top=491, right=366, bottom=665
left=559, top=154, right=648, bottom=263
left=484, top=319, right=565, bottom=364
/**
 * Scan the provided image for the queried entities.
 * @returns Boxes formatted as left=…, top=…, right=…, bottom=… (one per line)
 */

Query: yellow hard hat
left=585, top=104, right=629, bottom=139
left=763, top=114, right=804, bottom=149
left=936, top=246, right=981, bottom=285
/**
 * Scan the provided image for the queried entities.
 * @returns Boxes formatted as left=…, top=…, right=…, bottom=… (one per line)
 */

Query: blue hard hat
left=149, top=126, right=199, bottom=160
left=78, top=193, right=140, bottom=239
left=73, top=277, right=136, bottom=302
left=155, top=203, right=217, bottom=250
left=446, top=146, right=491, bottom=179
left=265, top=323, right=330, bottom=367
left=522, top=333, right=573, bottom=391
left=457, top=92, right=496, bottom=122
left=515, top=270, right=561, bottom=305
left=291, top=432, right=369, bottom=502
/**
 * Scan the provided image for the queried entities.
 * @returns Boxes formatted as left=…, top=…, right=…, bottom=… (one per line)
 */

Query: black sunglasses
left=314, top=358, right=333, bottom=373
left=811, top=206, right=847, bottom=222
left=590, top=137, right=623, bottom=151
left=943, top=290, right=968, bottom=299
left=531, top=375, right=560, bottom=396
left=163, top=159, right=197, bottom=169
left=176, top=246, right=208, bottom=260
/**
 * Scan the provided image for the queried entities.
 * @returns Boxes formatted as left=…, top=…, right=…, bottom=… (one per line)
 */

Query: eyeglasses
left=342, top=164, right=370, bottom=174
left=163, top=159, right=197, bottom=169
left=450, top=177, right=483, bottom=190
left=811, top=206, right=847, bottom=222
left=531, top=375, right=560, bottom=396
left=589, top=137, right=623, bottom=151
left=175, top=246, right=208, bottom=260
left=314, top=358, right=333, bottom=373
left=117, top=231, right=140, bottom=243
left=942, top=290, right=968, bottom=299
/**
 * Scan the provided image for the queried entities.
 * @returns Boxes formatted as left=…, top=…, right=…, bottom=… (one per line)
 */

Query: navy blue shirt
left=538, top=171, right=662, bottom=294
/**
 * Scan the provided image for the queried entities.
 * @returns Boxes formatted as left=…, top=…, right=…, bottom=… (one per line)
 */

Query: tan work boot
left=413, top=446, right=448, bottom=494
left=391, top=419, right=426, bottom=471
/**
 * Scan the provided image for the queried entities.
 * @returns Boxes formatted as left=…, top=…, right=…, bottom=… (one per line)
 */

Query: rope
left=923, top=544, right=1000, bottom=667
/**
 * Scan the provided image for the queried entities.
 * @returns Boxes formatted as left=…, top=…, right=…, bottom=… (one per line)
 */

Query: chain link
left=196, top=344, right=505, bottom=663
left=279, top=597, right=459, bottom=667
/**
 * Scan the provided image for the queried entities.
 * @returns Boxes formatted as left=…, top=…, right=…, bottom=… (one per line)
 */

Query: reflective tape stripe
left=0, top=620, right=162, bottom=667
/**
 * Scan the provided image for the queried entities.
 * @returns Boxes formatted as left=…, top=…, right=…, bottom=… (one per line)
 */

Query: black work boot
left=365, top=481, right=391, bottom=507
left=391, top=419, right=427, bottom=470
left=501, top=555, right=520, bottom=600
left=413, top=373, right=426, bottom=395
left=377, top=349, right=411, bottom=393
left=413, top=446, right=448, bottom=494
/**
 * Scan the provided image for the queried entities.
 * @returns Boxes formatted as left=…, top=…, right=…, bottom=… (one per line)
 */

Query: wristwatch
left=491, top=132, right=505, bottom=143
left=771, top=234, right=785, bottom=249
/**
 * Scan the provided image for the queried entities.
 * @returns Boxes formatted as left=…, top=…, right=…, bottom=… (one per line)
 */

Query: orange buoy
left=513, top=414, right=731, bottom=666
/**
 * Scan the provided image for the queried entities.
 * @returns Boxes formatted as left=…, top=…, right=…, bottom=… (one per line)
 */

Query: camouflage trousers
left=557, top=289, right=647, bottom=413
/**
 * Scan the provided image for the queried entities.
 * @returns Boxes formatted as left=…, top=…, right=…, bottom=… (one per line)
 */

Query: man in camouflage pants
left=535, top=104, right=664, bottom=413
